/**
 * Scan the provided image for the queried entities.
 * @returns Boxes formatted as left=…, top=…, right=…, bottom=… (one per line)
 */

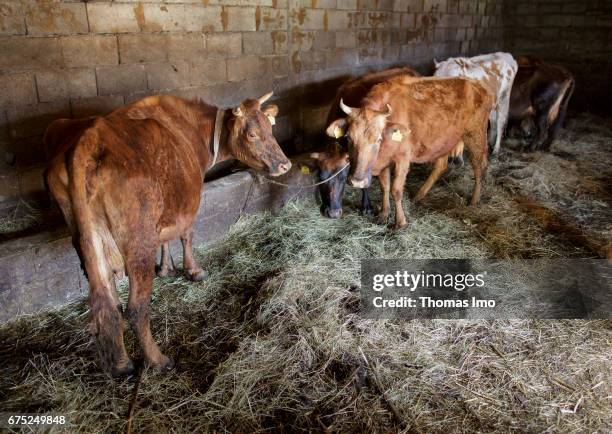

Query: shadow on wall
left=1, top=69, right=417, bottom=219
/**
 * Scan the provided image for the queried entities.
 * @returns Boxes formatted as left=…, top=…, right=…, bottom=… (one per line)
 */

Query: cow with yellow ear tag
left=340, top=75, right=493, bottom=229
left=313, top=67, right=470, bottom=221
left=312, top=67, right=421, bottom=219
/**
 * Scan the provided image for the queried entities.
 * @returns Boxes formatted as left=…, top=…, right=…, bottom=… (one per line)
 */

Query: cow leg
left=464, top=115, right=489, bottom=206
left=494, top=93, right=511, bottom=154
left=360, top=188, right=374, bottom=216
left=414, top=156, right=448, bottom=202
left=126, top=251, right=174, bottom=371
left=392, top=163, right=410, bottom=229
left=377, top=167, right=391, bottom=224
left=488, top=109, right=499, bottom=154
left=89, top=274, right=133, bottom=377
left=531, top=112, right=549, bottom=152
left=156, top=242, right=176, bottom=278
left=541, top=116, right=561, bottom=151
left=468, top=149, right=488, bottom=206
left=181, top=229, right=207, bottom=281
left=76, top=229, right=133, bottom=377
left=541, top=113, right=561, bottom=151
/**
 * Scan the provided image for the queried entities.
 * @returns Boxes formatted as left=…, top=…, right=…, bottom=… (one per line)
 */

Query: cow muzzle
left=323, top=207, right=342, bottom=219
left=348, top=175, right=371, bottom=189
left=269, top=160, right=292, bottom=177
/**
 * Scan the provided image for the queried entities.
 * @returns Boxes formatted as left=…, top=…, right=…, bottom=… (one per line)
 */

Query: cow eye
left=248, top=131, right=257, bottom=139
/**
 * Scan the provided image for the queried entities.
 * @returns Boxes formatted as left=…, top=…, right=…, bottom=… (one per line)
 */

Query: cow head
left=227, top=92, right=291, bottom=176
left=326, top=99, right=390, bottom=188
left=311, top=145, right=350, bottom=219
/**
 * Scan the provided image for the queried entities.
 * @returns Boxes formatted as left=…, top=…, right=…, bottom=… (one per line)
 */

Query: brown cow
left=45, top=93, right=291, bottom=376
left=46, top=120, right=200, bottom=282
left=314, top=67, right=420, bottom=218
left=314, top=67, right=467, bottom=219
left=508, top=55, right=575, bottom=151
left=327, top=76, right=493, bottom=228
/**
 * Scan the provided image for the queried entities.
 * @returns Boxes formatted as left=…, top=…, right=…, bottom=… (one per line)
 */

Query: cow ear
left=232, top=106, right=244, bottom=117
left=325, top=118, right=348, bottom=139
left=262, top=104, right=279, bottom=118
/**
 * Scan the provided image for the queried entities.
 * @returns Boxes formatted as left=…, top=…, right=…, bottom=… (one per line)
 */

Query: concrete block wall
left=0, top=0, right=504, bottom=210
left=0, top=159, right=317, bottom=323
left=503, top=0, right=612, bottom=113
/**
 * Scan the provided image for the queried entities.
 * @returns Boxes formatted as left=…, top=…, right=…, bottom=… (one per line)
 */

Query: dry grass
left=0, top=114, right=611, bottom=433
left=0, top=201, right=45, bottom=235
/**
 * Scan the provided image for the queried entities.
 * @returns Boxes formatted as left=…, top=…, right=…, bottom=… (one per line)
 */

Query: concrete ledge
left=0, top=161, right=317, bottom=323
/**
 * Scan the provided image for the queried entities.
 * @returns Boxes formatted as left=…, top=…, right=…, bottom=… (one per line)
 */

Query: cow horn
left=339, top=98, right=354, bottom=115
left=232, top=106, right=243, bottom=117
left=258, top=91, right=273, bottom=105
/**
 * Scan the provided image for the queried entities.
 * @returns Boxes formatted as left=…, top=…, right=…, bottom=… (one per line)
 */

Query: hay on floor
left=0, top=113, right=610, bottom=432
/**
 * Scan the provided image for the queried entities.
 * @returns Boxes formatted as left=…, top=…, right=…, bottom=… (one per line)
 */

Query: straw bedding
left=0, top=114, right=610, bottom=433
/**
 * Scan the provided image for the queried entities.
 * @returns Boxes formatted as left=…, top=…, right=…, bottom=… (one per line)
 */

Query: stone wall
left=0, top=0, right=504, bottom=210
left=0, top=159, right=317, bottom=323
left=503, top=0, right=612, bottom=113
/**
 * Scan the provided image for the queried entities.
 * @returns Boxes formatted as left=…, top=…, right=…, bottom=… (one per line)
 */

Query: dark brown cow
left=509, top=55, right=575, bottom=151
left=327, top=76, right=493, bottom=228
left=314, top=67, right=420, bottom=218
left=45, top=93, right=290, bottom=376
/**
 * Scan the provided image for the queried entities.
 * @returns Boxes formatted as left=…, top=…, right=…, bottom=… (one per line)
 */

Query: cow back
left=434, top=52, right=518, bottom=106
left=371, top=76, right=493, bottom=164
left=327, top=66, right=420, bottom=125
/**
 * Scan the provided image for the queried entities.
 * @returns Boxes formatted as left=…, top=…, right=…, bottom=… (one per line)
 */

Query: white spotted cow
left=434, top=52, right=518, bottom=155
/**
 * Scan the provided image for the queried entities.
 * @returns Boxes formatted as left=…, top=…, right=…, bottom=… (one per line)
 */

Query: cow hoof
left=186, top=268, right=208, bottom=282
left=155, top=265, right=177, bottom=278
left=413, top=193, right=425, bottom=203
left=111, top=359, right=136, bottom=378
left=360, top=207, right=374, bottom=216
left=376, top=214, right=389, bottom=225
left=158, top=356, right=175, bottom=373
left=394, top=220, right=408, bottom=230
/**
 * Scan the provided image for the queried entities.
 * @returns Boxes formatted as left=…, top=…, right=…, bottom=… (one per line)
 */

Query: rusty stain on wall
left=25, top=0, right=82, bottom=34
left=271, top=31, right=287, bottom=52
left=133, top=3, right=145, bottom=31
left=221, top=6, right=228, bottom=31
left=291, top=8, right=307, bottom=26
left=291, top=51, right=302, bottom=74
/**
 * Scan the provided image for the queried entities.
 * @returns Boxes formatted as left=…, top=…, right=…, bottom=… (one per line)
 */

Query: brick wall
left=504, top=0, right=612, bottom=113
left=1, top=0, right=505, bottom=209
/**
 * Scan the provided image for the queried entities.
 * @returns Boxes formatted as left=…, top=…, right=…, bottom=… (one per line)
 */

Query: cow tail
left=557, top=77, right=574, bottom=129
left=449, top=140, right=465, bottom=167
left=546, top=77, right=575, bottom=149
left=69, top=128, right=102, bottom=272
left=68, top=128, right=125, bottom=370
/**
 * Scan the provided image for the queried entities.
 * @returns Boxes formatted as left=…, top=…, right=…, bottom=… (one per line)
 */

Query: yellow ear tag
left=391, top=129, right=403, bottom=142
left=300, top=165, right=310, bottom=174
left=267, top=115, right=276, bottom=125
left=334, top=126, right=345, bottom=139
